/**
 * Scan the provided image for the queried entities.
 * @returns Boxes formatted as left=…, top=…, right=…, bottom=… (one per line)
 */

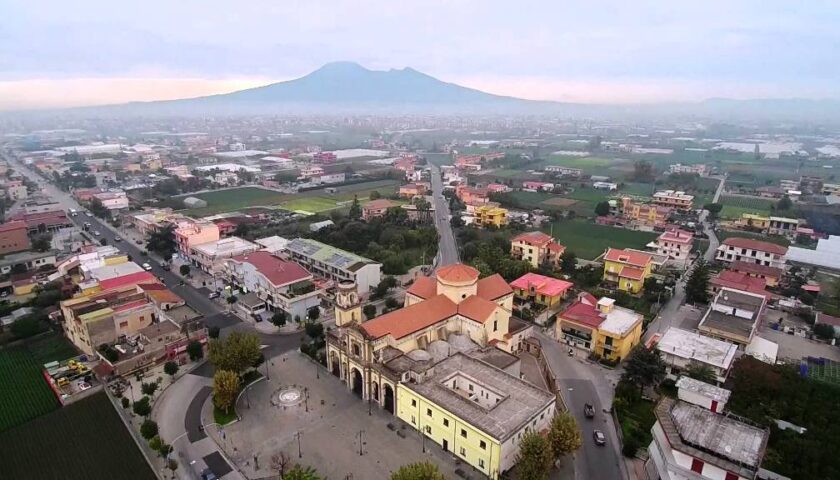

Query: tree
left=777, top=195, right=793, bottom=211
left=148, top=435, right=162, bottom=452
left=813, top=323, right=837, bottom=340
left=450, top=215, right=464, bottom=228
left=348, top=195, right=362, bottom=220
left=133, top=396, right=152, bottom=417
left=559, top=250, right=577, bottom=275
left=226, top=295, right=238, bottom=305
left=283, top=465, right=323, bottom=480
left=208, top=325, right=220, bottom=339
left=390, top=461, right=445, bottom=480
left=164, top=361, right=179, bottom=378
left=179, top=264, right=190, bottom=276
left=167, top=458, right=178, bottom=476
left=385, top=297, right=399, bottom=309
left=369, top=190, right=382, bottom=200
left=632, top=160, right=655, bottom=182
left=140, top=419, right=159, bottom=440
left=271, top=311, right=287, bottom=327
left=121, top=397, right=130, bottom=408
left=186, top=340, right=203, bottom=361
left=141, top=381, right=158, bottom=397
left=621, top=346, right=666, bottom=393
left=10, top=316, right=45, bottom=339
left=270, top=452, right=291, bottom=477
left=208, top=331, right=262, bottom=374
left=594, top=201, right=611, bottom=216
left=31, top=233, right=52, bottom=252
left=517, top=430, right=553, bottom=480
left=686, top=362, right=717, bottom=384
left=703, top=203, right=723, bottom=219
left=305, top=322, right=324, bottom=339
left=547, top=412, right=582, bottom=460
left=213, top=370, right=241, bottom=414
left=685, top=259, right=711, bottom=304
left=146, top=224, right=176, bottom=258
left=307, top=306, right=320, bottom=321
left=363, top=304, right=377, bottom=320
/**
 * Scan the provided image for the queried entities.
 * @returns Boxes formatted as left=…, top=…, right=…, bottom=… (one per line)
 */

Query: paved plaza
left=215, top=352, right=486, bottom=479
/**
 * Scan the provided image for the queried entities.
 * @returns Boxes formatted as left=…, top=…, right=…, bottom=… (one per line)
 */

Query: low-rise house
left=715, top=237, right=787, bottom=270
left=222, top=251, right=322, bottom=320
left=362, top=199, right=398, bottom=221
left=669, top=163, right=707, bottom=176
left=556, top=294, right=643, bottom=362
left=593, top=181, right=618, bottom=190
left=486, top=183, right=512, bottom=193
left=473, top=204, right=508, bottom=228
left=510, top=273, right=573, bottom=307
left=522, top=181, right=554, bottom=192
left=99, top=319, right=208, bottom=376
left=189, top=236, right=259, bottom=274
left=308, top=219, right=334, bottom=232
left=656, top=327, right=738, bottom=384
left=623, top=199, right=673, bottom=227
left=647, top=379, right=769, bottom=480
left=0, top=220, right=31, bottom=255
left=698, top=288, right=766, bottom=347
left=603, top=248, right=654, bottom=293
left=509, top=231, right=565, bottom=269
left=399, top=183, right=427, bottom=198
left=767, top=216, right=800, bottom=238
left=544, top=166, right=582, bottom=177
left=0, top=251, right=57, bottom=275
left=729, top=260, right=783, bottom=288
left=709, top=270, right=768, bottom=299
left=651, top=228, right=693, bottom=264
left=653, top=190, right=694, bottom=211
left=737, top=213, right=770, bottom=230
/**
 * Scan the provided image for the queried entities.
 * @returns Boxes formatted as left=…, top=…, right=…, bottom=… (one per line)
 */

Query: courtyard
left=216, top=352, right=487, bottom=479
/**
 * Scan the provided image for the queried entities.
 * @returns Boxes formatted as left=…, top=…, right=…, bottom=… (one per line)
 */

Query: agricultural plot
left=805, top=358, right=840, bottom=387
left=279, top=196, right=340, bottom=213
left=0, top=347, right=60, bottom=432
left=24, top=334, right=78, bottom=365
left=716, top=229, right=790, bottom=247
left=541, top=156, right=613, bottom=169
left=0, top=391, right=156, bottom=480
left=719, top=194, right=775, bottom=219
left=542, top=220, right=658, bottom=260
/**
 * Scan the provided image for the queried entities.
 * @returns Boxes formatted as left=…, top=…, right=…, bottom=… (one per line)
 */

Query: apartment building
left=698, top=288, right=766, bottom=347
left=715, top=237, right=787, bottom=269
left=603, top=248, right=654, bottom=293
left=174, top=220, right=220, bottom=257
left=222, top=251, right=321, bottom=320
left=652, top=228, right=694, bottom=264
left=92, top=190, right=129, bottom=212
left=285, top=238, right=381, bottom=294
left=556, top=293, right=643, bottom=362
left=509, top=231, right=566, bottom=269
left=653, top=190, right=694, bottom=211
left=189, top=236, right=259, bottom=274
left=544, top=165, right=582, bottom=177
left=767, top=216, right=800, bottom=238
left=399, top=183, right=427, bottom=199
left=669, top=163, right=708, bottom=176
left=473, top=204, right=508, bottom=228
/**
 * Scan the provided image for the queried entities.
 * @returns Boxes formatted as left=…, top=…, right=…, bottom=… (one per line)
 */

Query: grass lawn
left=716, top=229, right=790, bottom=247
left=0, top=347, right=60, bottom=432
left=541, top=220, right=658, bottom=260
left=0, top=391, right=155, bottom=480
left=616, top=398, right=657, bottom=453
left=280, top=197, right=339, bottom=213
left=719, top=194, right=774, bottom=219
left=214, top=405, right=239, bottom=425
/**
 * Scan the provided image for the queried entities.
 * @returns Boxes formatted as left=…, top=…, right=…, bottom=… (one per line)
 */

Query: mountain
left=89, top=62, right=569, bottom=116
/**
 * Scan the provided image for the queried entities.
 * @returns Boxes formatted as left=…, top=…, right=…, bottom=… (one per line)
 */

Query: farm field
left=541, top=156, right=613, bottom=169
left=0, top=347, right=60, bottom=432
left=805, top=358, right=840, bottom=387
left=0, top=391, right=156, bottom=480
left=719, top=194, right=775, bottom=219
left=542, top=220, right=658, bottom=260
left=280, top=196, right=341, bottom=213
left=716, top=229, right=791, bottom=247
left=24, top=334, right=78, bottom=365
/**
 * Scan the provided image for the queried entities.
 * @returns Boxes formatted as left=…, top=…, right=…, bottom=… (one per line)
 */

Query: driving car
left=208, top=292, right=221, bottom=299
left=141, top=263, right=153, bottom=271
left=92, top=231, right=101, bottom=236
left=593, top=430, right=606, bottom=445
left=114, top=236, right=122, bottom=242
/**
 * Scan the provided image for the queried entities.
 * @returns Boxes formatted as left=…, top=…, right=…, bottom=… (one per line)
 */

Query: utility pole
left=297, top=432, right=302, bottom=458
left=359, top=430, right=364, bottom=456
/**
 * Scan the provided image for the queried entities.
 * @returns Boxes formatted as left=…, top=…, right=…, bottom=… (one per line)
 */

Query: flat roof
left=466, top=347, right=520, bottom=371
left=657, top=328, right=738, bottom=370
left=700, top=310, right=756, bottom=341
left=676, top=376, right=731, bottom=403
left=286, top=238, right=379, bottom=272
left=403, top=353, right=554, bottom=441
left=599, top=306, right=643, bottom=337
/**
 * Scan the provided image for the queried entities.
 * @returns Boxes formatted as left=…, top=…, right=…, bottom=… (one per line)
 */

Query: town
left=0, top=115, right=838, bottom=480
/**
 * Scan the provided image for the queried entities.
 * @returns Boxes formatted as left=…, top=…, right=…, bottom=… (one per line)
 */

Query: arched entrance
left=371, top=382, right=379, bottom=404
left=383, top=384, right=394, bottom=414
left=351, top=368, right=363, bottom=397
left=330, top=352, right=340, bottom=377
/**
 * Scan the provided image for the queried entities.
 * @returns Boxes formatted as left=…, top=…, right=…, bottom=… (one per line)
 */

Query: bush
left=164, top=361, right=179, bottom=377
left=121, top=397, right=130, bottom=408
left=187, top=340, right=203, bottom=360
left=622, top=434, right=641, bottom=457
left=132, top=397, right=151, bottom=417
left=141, top=382, right=158, bottom=397
left=140, top=419, right=159, bottom=439
left=208, top=326, right=220, bottom=339
left=10, top=316, right=45, bottom=339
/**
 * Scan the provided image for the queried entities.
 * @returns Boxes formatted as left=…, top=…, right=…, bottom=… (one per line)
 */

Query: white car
left=92, top=231, right=101, bottom=236
left=141, top=263, right=153, bottom=271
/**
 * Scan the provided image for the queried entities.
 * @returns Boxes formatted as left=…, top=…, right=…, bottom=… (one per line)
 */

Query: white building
left=669, top=163, right=708, bottom=176
left=656, top=327, right=738, bottom=384
left=653, top=190, right=694, bottom=211
left=593, top=181, right=618, bottom=190
left=285, top=238, right=382, bottom=294
left=254, top=236, right=289, bottom=254
left=647, top=379, right=769, bottom=480
left=715, top=237, right=787, bottom=269
left=190, top=236, right=260, bottom=274
left=650, top=229, right=694, bottom=266
left=93, top=190, right=129, bottom=211
left=544, top=165, right=583, bottom=177
left=313, top=173, right=346, bottom=184
left=222, top=251, right=322, bottom=320
left=194, top=163, right=260, bottom=173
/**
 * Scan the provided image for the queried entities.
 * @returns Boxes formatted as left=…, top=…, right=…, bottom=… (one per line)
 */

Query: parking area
left=216, top=353, right=485, bottom=480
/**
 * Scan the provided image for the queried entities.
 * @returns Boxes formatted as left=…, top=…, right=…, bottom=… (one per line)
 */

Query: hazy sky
left=1, top=0, right=839, bottom=109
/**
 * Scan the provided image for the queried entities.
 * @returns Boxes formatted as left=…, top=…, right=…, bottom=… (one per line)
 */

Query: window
left=468, top=384, right=473, bottom=392
left=443, top=418, right=449, bottom=427
left=479, top=459, right=485, bottom=469
left=459, top=447, right=466, bottom=456
left=690, top=458, right=704, bottom=474
left=411, top=399, right=417, bottom=407
left=479, top=440, right=486, bottom=450
left=352, top=343, right=361, bottom=356
left=426, top=408, right=432, bottom=417
left=724, top=473, right=739, bottom=480
left=461, top=429, right=467, bottom=438
left=493, top=320, right=498, bottom=332
left=411, top=415, right=416, bottom=425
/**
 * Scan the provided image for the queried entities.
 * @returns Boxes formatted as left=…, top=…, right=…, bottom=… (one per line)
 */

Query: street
left=428, top=163, right=459, bottom=267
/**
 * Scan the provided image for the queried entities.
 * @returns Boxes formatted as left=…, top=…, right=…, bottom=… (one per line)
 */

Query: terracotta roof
left=560, top=301, right=603, bottom=329
left=547, top=242, right=566, bottom=253
left=510, top=273, right=573, bottom=297
left=817, top=312, right=840, bottom=327
left=619, top=266, right=646, bottom=281
left=138, top=283, right=184, bottom=305
left=436, top=264, right=479, bottom=283
left=579, top=292, right=597, bottom=305
left=98, top=271, right=157, bottom=291
left=476, top=274, right=512, bottom=300
left=457, top=295, right=498, bottom=323
left=406, top=276, right=436, bottom=299
left=361, top=294, right=457, bottom=340
left=512, top=231, right=554, bottom=247
left=730, top=260, right=783, bottom=278
left=363, top=199, right=397, bottom=211
left=605, top=248, right=653, bottom=267
left=658, top=229, right=694, bottom=244
left=711, top=271, right=767, bottom=296
left=722, top=237, right=788, bottom=256
left=230, top=251, right=311, bottom=287
left=0, top=220, right=27, bottom=233
left=113, top=298, right=150, bottom=313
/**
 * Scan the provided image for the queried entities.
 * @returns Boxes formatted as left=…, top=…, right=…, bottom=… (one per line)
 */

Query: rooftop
left=676, top=376, right=732, bottom=403
left=656, top=327, right=738, bottom=370
left=0, top=220, right=27, bottom=233
left=192, top=236, right=258, bottom=256
left=403, top=352, right=554, bottom=441
left=361, top=294, right=457, bottom=340
left=604, top=248, right=653, bottom=267
left=721, top=237, right=788, bottom=256
left=656, top=398, right=768, bottom=476
left=658, top=228, right=694, bottom=244
left=363, top=199, right=398, bottom=210
left=229, top=251, right=312, bottom=287
left=510, top=273, right=573, bottom=297
left=730, top=260, right=783, bottom=278
left=436, top=264, right=479, bottom=284
left=98, top=271, right=157, bottom=292
left=711, top=270, right=767, bottom=296
left=598, top=304, right=643, bottom=337
left=511, top=231, right=554, bottom=247
left=286, top=238, right=379, bottom=272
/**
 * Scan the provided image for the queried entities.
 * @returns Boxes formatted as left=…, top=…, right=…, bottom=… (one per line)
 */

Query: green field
left=719, top=194, right=775, bottom=219
left=541, top=156, right=613, bottom=169
left=0, top=391, right=156, bottom=480
left=542, top=220, right=658, bottom=260
left=24, top=334, right=78, bottom=365
left=0, top=347, right=60, bottom=432
left=280, top=196, right=341, bottom=213
left=806, top=359, right=840, bottom=387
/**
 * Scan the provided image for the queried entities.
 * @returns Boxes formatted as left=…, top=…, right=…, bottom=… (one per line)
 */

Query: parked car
left=200, top=469, right=217, bottom=480
left=141, top=263, right=153, bottom=271
left=92, top=231, right=101, bottom=236
left=135, top=239, right=143, bottom=245
left=114, top=236, right=122, bottom=242
left=208, top=292, right=221, bottom=299
left=593, top=430, right=606, bottom=445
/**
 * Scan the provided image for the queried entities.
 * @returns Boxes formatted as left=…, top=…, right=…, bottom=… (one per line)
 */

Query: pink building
left=174, top=221, right=220, bottom=256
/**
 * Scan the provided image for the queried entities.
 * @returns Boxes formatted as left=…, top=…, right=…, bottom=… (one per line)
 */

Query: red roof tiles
left=730, top=260, right=783, bottom=279
left=436, top=264, right=479, bottom=283
left=510, top=273, right=573, bottom=297
left=560, top=301, right=603, bottom=329
left=722, top=237, right=788, bottom=256
left=98, top=271, right=157, bottom=291
left=512, top=231, right=554, bottom=248
left=604, top=248, right=653, bottom=267
left=406, top=276, right=436, bottom=300
left=457, top=295, right=498, bottom=323
left=230, top=251, right=311, bottom=287
left=476, top=274, right=512, bottom=300
left=361, top=294, right=458, bottom=339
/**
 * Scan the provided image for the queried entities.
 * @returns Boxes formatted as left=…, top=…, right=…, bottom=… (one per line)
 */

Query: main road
left=428, top=163, right=459, bottom=267
left=4, top=153, right=303, bottom=479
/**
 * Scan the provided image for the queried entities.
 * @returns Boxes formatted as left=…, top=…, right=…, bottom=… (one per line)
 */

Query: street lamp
left=296, top=431, right=302, bottom=458
left=359, top=429, right=364, bottom=456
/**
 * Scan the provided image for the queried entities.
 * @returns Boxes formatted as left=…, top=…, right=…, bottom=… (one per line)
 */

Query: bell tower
left=335, top=281, right=362, bottom=327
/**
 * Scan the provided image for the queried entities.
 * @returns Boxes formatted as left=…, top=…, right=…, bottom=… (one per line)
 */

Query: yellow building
left=474, top=204, right=508, bottom=228
left=738, top=213, right=770, bottom=230
left=509, top=272, right=573, bottom=307
left=603, top=248, right=653, bottom=293
left=396, top=353, right=555, bottom=478
left=556, top=294, right=643, bottom=362
left=509, top=231, right=566, bottom=269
